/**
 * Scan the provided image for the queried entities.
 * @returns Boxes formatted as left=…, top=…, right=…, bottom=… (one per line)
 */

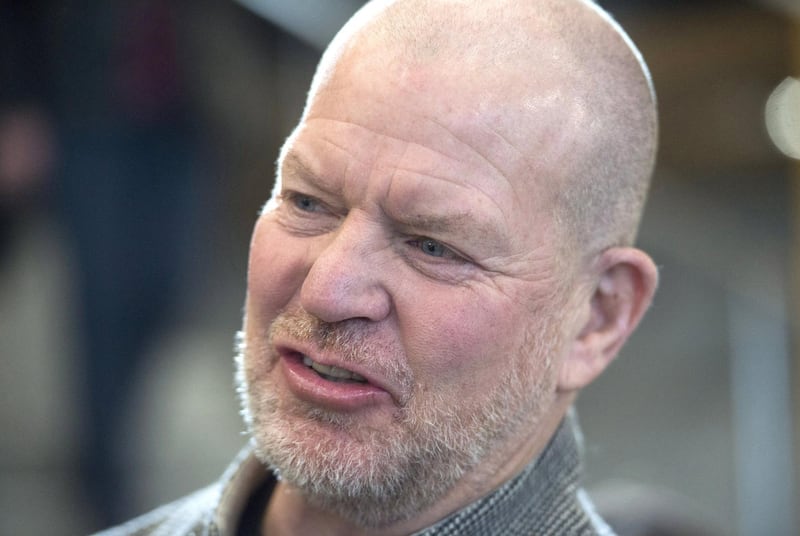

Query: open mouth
left=302, top=354, right=368, bottom=384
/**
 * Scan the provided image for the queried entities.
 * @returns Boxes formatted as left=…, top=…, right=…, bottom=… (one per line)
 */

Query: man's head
left=306, top=0, right=658, bottom=257
left=237, top=0, right=658, bottom=531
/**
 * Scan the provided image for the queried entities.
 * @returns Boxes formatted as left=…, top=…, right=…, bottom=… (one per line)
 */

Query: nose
left=300, top=213, right=392, bottom=323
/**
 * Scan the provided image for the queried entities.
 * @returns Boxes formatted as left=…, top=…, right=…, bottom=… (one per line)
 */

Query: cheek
left=400, top=288, right=523, bottom=389
left=246, top=218, right=309, bottom=326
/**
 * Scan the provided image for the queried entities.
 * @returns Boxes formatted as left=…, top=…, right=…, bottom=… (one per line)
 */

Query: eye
left=275, top=190, right=341, bottom=236
left=408, top=236, right=461, bottom=260
left=403, top=236, right=475, bottom=281
left=418, top=238, right=446, bottom=257
left=290, top=193, right=320, bottom=212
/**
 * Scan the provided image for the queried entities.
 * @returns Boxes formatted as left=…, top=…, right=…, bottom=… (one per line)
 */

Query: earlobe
left=558, top=247, right=658, bottom=392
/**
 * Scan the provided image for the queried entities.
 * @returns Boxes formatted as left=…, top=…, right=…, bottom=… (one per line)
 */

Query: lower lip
left=280, top=353, right=393, bottom=411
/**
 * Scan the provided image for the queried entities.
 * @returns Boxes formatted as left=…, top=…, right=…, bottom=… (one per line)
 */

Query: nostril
left=300, top=268, right=388, bottom=323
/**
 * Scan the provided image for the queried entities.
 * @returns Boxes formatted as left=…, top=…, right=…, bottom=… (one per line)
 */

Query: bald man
left=98, top=0, right=658, bottom=534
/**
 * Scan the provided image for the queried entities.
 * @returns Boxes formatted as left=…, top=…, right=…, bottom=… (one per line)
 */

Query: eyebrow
left=282, top=151, right=324, bottom=185
left=396, top=212, right=471, bottom=233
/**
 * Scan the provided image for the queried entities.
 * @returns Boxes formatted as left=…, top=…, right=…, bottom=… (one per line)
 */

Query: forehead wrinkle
left=424, top=114, right=516, bottom=194
left=308, top=107, right=512, bottom=185
left=383, top=186, right=508, bottom=251
left=368, top=90, right=521, bottom=186
left=300, top=103, right=543, bottom=249
left=287, top=132, right=383, bottom=205
left=340, top=53, right=552, bottom=196
left=386, top=164, right=511, bottom=233
left=316, top=134, right=368, bottom=168
left=302, top=116, right=515, bottom=224
left=363, top=89, right=537, bottom=220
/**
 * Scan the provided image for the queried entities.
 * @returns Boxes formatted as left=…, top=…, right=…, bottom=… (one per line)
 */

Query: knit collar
left=414, top=409, right=608, bottom=535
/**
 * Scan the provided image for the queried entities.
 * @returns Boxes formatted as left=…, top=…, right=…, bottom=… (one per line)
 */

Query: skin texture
left=237, top=1, right=659, bottom=535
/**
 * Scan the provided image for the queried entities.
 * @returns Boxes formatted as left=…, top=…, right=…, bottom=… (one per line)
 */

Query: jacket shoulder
left=92, top=484, right=221, bottom=536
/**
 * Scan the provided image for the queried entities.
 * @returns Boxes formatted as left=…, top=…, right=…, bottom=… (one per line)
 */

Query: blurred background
left=0, top=0, right=797, bottom=534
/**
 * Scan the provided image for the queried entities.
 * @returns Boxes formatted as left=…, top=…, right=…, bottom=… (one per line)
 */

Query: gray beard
left=234, top=312, right=555, bottom=529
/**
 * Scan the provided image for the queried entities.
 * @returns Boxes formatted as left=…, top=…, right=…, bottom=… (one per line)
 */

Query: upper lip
left=273, top=336, right=404, bottom=404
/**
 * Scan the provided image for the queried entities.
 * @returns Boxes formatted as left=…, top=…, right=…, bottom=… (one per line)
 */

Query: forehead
left=297, top=56, right=567, bottom=212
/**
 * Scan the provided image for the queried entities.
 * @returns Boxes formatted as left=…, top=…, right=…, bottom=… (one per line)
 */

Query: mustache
left=269, top=310, right=379, bottom=360
left=268, top=309, right=415, bottom=398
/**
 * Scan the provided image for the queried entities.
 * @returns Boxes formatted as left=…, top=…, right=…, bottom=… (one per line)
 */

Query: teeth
left=301, top=354, right=367, bottom=383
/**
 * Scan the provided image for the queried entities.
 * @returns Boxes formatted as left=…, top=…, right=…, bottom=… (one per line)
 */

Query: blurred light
left=765, top=77, right=800, bottom=161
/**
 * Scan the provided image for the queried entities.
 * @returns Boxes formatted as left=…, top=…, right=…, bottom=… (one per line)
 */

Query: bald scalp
left=305, top=0, right=657, bottom=259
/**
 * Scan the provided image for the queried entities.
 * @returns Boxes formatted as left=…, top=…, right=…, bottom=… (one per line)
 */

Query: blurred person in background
left=0, top=4, right=56, bottom=265
left=98, top=0, right=660, bottom=534
left=1, top=0, right=208, bottom=528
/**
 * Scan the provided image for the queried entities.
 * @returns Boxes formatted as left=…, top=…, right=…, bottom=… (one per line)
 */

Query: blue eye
left=293, top=194, right=318, bottom=212
left=419, top=238, right=446, bottom=257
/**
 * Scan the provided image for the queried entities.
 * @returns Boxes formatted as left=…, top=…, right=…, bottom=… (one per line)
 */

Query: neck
left=262, top=395, right=574, bottom=536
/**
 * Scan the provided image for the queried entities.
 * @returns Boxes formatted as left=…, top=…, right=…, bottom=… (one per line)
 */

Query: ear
left=558, top=247, right=658, bottom=392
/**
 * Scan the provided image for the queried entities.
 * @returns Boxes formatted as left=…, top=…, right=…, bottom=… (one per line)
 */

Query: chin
left=238, top=369, right=467, bottom=527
